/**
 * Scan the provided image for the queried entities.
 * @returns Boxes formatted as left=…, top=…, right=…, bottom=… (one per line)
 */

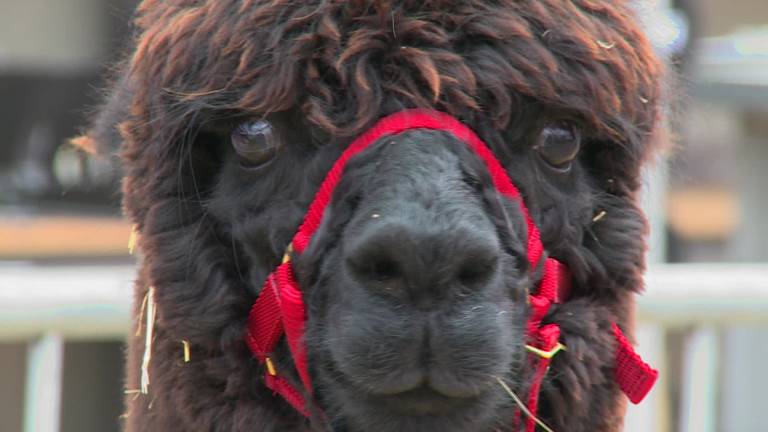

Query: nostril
left=456, top=254, right=498, bottom=290
left=346, top=248, right=403, bottom=285
left=365, top=257, right=401, bottom=282
left=345, top=220, right=501, bottom=300
left=457, top=265, right=487, bottom=286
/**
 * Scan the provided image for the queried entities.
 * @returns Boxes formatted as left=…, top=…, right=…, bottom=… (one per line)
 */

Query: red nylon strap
left=274, top=263, right=312, bottom=392
left=612, top=323, right=659, bottom=404
left=555, top=261, right=572, bottom=303
left=245, top=272, right=284, bottom=361
left=524, top=324, right=561, bottom=432
left=525, top=258, right=562, bottom=333
left=246, top=265, right=311, bottom=414
left=291, top=109, right=545, bottom=270
left=517, top=258, right=562, bottom=432
left=265, top=374, right=311, bottom=418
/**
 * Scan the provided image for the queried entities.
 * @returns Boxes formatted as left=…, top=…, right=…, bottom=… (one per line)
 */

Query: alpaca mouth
left=377, top=386, right=480, bottom=416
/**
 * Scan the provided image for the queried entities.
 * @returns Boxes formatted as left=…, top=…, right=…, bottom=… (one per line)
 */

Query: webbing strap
left=245, top=272, right=283, bottom=361
left=245, top=265, right=310, bottom=415
left=524, top=324, right=562, bottom=431
left=290, top=110, right=544, bottom=270
left=265, top=374, right=311, bottom=417
left=612, top=323, right=659, bottom=404
left=516, top=258, right=563, bottom=432
left=274, top=263, right=312, bottom=393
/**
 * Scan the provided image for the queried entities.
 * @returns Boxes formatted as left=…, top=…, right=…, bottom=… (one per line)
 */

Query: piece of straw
left=124, top=389, right=142, bottom=401
left=128, top=226, right=139, bottom=255
left=596, top=40, right=616, bottom=49
left=135, top=289, right=149, bottom=337
left=182, top=340, right=191, bottom=363
left=140, top=287, right=157, bottom=394
left=592, top=210, right=607, bottom=223
left=494, top=376, right=555, bottom=432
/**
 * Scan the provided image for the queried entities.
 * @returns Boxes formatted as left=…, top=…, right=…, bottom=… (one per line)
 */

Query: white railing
left=1, top=263, right=767, bottom=432
left=630, top=264, right=768, bottom=432
left=0, top=263, right=134, bottom=432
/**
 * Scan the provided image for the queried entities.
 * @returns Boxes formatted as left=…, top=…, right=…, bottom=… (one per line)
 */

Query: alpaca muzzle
left=244, top=110, right=658, bottom=429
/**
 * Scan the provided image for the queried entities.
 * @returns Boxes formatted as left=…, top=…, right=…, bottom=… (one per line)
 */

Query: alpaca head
left=83, top=1, right=663, bottom=431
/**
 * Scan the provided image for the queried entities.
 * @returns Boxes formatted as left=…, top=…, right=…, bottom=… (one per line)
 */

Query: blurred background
left=0, top=1, right=766, bottom=431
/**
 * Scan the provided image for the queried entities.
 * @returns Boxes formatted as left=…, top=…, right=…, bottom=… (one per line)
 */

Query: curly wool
left=116, top=0, right=661, bottom=226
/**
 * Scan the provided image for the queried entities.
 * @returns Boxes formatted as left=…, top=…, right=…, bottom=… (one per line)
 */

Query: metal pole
left=23, top=333, right=64, bottom=432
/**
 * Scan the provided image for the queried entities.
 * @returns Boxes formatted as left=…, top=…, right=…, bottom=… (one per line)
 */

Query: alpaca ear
left=71, top=66, right=134, bottom=157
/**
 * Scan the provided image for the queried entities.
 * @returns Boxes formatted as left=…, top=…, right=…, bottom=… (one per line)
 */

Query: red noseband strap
left=244, top=110, right=657, bottom=428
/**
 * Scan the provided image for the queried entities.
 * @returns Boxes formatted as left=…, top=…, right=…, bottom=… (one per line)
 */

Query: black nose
left=345, top=219, right=500, bottom=305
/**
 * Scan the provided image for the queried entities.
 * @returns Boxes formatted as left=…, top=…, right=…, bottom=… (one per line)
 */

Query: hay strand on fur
left=596, top=40, right=616, bottom=49
left=128, top=225, right=139, bottom=255
left=494, top=376, right=555, bottom=432
left=140, top=287, right=157, bottom=394
left=592, top=210, right=607, bottom=223
left=162, top=87, right=226, bottom=98
left=182, top=340, right=191, bottom=363
left=125, top=389, right=142, bottom=401
left=135, top=286, right=149, bottom=337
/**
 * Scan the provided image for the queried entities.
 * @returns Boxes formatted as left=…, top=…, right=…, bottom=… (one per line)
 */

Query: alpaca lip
left=377, top=386, right=477, bottom=416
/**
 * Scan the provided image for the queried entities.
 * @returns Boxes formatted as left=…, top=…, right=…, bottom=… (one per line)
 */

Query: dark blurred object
left=0, top=71, right=119, bottom=207
left=671, top=0, right=698, bottom=72
left=0, top=0, right=138, bottom=212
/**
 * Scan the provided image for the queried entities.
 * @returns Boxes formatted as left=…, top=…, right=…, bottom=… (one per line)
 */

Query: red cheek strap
left=613, top=322, right=659, bottom=404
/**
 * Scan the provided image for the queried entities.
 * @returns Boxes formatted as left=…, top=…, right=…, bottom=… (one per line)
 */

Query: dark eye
left=535, top=124, right=581, bottom=172
left=231, top=119, right=280, bottom=169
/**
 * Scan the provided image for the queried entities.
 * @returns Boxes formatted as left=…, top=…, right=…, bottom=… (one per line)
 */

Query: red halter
left=245, top=110, right=657, bottom=428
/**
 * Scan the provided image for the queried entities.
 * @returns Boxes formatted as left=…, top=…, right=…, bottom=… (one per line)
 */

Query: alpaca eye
left=231, top=119, right=280, bottom=168
left=535, top=124, right=581, bottom=172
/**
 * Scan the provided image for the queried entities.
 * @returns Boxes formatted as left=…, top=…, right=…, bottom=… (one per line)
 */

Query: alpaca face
left=88, top=2, right=664, bottom=430
left=205, top=110, right=589, bottom=431
left=299, top=130, right=523, bottom=431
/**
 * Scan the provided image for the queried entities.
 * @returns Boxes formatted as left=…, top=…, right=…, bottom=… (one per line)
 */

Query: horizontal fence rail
left=3, top=263, right=767, bottom=341
left=640, top=263, right=768, bottom=325
left=1, top=262, right=767, bottom=432
left=0, top=263, right=135, bottom=341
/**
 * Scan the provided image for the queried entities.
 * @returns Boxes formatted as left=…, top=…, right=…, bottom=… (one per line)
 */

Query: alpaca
left=80, top=1, right=664, bottom=431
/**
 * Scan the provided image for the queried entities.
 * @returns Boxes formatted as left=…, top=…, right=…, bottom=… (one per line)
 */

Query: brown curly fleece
left=82, top=1, right=664, bottom=431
